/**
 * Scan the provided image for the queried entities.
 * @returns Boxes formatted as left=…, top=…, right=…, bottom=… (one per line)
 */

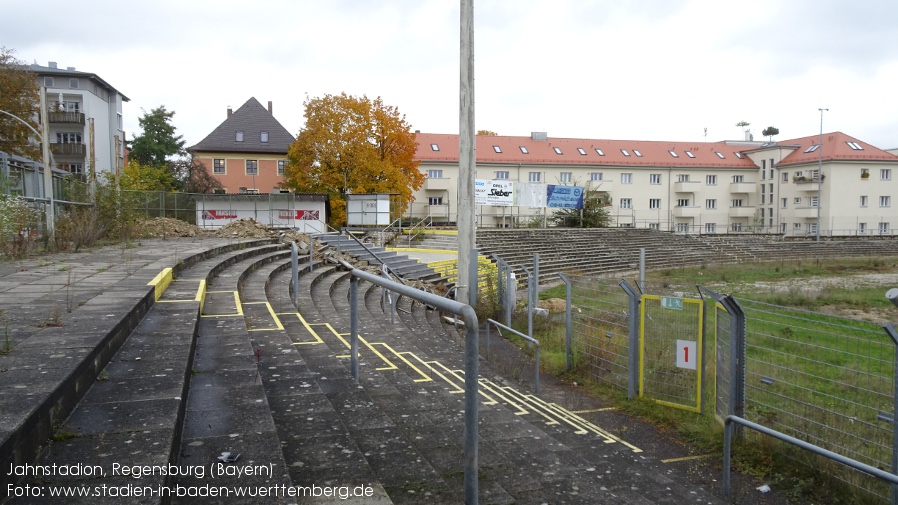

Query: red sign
left=202, top=210, right=237, bottom=220
left=277, top=210, right=320, bottom=220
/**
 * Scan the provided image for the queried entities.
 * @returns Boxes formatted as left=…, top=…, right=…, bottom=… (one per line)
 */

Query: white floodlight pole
left=458, top=0, right=475, bottom=306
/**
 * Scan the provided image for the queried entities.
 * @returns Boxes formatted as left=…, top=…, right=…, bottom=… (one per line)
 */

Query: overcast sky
left=6, top=0, right=898, bottom=150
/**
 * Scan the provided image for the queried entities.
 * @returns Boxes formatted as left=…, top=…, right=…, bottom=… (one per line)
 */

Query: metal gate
left=639, top=294, right=705, bottom=412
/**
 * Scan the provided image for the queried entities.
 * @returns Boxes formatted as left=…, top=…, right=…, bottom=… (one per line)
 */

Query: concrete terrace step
left=316, top=235, right=442, bottom=282
left=1, top=238, right=279, bottom=500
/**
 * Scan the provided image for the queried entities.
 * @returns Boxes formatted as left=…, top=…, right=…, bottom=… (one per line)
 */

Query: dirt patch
left=538, top=297, right=567, bottom=312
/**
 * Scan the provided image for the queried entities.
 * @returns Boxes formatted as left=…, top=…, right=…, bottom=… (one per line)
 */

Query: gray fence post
left=558, top=272, right=572, bottom=371
left=883, top=322, right=898, bottom=505
left=469, top=248, right=479, bottom=308
left=505, top=262, right=513, bottom=326
left=492, top=254, right=505, bottom=317
left=349, top=276, right=359, bottom=381
left=290, top=241, right=299, bottom=308
left=700, top=286, right=746, bottom=429
left=619, top=279, right=641, bottom=400
left=521, top=265, right=533, bottom=339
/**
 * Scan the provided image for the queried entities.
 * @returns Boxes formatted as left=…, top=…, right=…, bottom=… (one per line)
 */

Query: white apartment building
left=28, top=62, right=129, bottom=180
left=411, top=131, right=898, bottom=237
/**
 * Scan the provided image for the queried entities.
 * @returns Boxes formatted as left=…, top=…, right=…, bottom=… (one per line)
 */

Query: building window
left=706, top=199, right=717, bottom=210
left=794, top=197, right=802, bottom=204
left=519, top=146, right=528, bottom=154
left=577, top=147, right=587, bottom=155
left=685, top=151, right=695, bottom=158
left=649, top=223, right=660, bottom=230
left=731, top=223, right=742, bottom=232
left=880, top=196, right=891, bottom=207
left=245, top=160, right=258, bottom=175
left=44, top=77, right=54, bottom=86
left=277, top=160, right=286, bottom=176
left=676, top=223, right=688, bottom=232
left=769, top=169, right=774, bottom=179
left=236, top=131, right=244, bottom=142
left=529, top=172, right=541, bottom=182
left=495, top=171, right=509, bottom=179
left=735, top=152, right=743, bottom=159
left=881, top=169, right=891, bottom=181
left=794, top=223, right=803, bottom=230
left=429, top=197, right=443, bottom=205
left=861, top=168, right=870, bottom=179
left=621, top=173, right=632, bottom=184
left=430, top=143, right=440, bottom=151
left=732, top=199, right=744, bottom=207
left=261, top=131, right=269, bottom=143
left=69, top=78, right=79, bottom=88
left=760, top=195, right=766, bottom=205
left=669, top=150, right=679, bottom=158
left=782, top=172, right=789, bottom=182
left=859, top=223, right=867, bottom=234
left=427, top=169, right=443, bottom=178
left=705, top=223, right=716, bottom=234
left=804, top=144, right=820, bottom=153
left=715, top=152, right=725, bottom=159
left=621, top=149, right=630, bottom=156
left=706, top=175, right=717, bottom=185
left=633, top=149, right=643, bottom=157
left=677, top=174, right=689, bottom=182
left=810, top=196, right=818, bottom=207
left=559, top=172, right=572, bottom=183
left=553, top=147, right=563, bottom=155
left=880, top=222, right=890, bottom=234
left=860, top=195, right=868, bottom=207
left=649, top=198, right=661, bottom=209
left=590, top=172, right=603, bottom=181
left=213, top=159, right=225, bottom=174
left=781, top=198, right=787, bottom=208
left=492, top=145, right=502, bottom=153
left=677, top=199, right=689, bottom=207
left=847, top=141, right=864, bottom=150
left=650, top=174, right=661, bottom=185
left=732, top=175, right=744, bottom=183
left=620, top=198, right=632, bottom=209
left=56, top=132, right=82, bottom=143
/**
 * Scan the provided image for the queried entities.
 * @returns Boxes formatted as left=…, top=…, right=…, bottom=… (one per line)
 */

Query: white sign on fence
left=474, top=180, right=514, bottom=206
left=675, top=339, right=697, bottom=370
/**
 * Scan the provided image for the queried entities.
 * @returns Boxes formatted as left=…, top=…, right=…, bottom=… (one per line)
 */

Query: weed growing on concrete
left=0, top=309, right=11, bottom=355
left=97, top=369, right=109, bottom=381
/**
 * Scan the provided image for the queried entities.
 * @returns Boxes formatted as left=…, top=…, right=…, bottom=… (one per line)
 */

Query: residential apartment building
left=189, top=98, right=294, bottom=194
left=412, top=131, right=898, bottom=236
left=29, top=61, right=128, bottom=180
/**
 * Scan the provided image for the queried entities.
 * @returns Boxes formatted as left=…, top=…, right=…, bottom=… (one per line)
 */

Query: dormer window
left=261, top=131, right=269, bottom=143
left=236, top=131, right=244, bottom=142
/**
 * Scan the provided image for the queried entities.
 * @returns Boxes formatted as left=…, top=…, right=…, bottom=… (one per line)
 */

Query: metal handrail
left=403, top=214, right=433, bottom=246
left=348, top=268, right=480, bottom=503
left=337, top=227, right=409, bottom=286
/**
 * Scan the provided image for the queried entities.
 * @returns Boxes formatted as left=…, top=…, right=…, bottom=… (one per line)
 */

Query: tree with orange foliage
left=0, top=48, right=40, bottom=160
left=281, top=93, right=422, bottom=226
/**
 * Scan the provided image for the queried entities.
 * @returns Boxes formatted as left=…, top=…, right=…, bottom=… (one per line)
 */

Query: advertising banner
left=202, top=210, right=237, bottom=220
left=546, top=185, right=584, bottom=209
left=474, top=180, right=514, bottom=206
left=278, top=210, right=321, bottom=220
left=515, top=182, right=547, bottom=208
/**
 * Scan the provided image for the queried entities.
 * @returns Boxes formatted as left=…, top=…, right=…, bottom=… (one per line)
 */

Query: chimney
left=268, top=101, right=273, bottom=114
left=227, top=107, right=232, bottom=118
left=66, top=67, right=75, bottom=71
left=48, top=61, right=57, bottom=68
left=531, top=132, right=548, bottom=141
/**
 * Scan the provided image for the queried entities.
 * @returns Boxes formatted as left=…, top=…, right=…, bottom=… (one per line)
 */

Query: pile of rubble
left=140, top=217, right=207, bottom=238
left=214, top=218, right=273, bottom=239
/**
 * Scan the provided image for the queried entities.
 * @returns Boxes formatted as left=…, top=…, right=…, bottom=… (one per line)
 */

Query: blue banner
left=546, top=185, right=584, bottom=209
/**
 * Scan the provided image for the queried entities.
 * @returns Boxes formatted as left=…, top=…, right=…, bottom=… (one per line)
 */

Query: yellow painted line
left=200, top=290, right=243, bottom=317
left=370, top=344, right=429, bottom=381
left=493, top=386, right=560, bottom=426
left=155, top=300, right=196, bottom=303
left=243, top=301, right=285, bottom=331
left=661, top=454, right=715, bottom=464
left=403, top=356, right=465, bottom=394
left=147, top=267, right=173, bottom=301
left=196, top=280, right=206, bottom=313
left=478, top=379, right=528, bottom=415
left=571, top=407, right=618, bottom=414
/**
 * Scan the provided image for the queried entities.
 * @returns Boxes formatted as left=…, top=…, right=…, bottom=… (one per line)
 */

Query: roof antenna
left=703, top=127, right=707, bottom=139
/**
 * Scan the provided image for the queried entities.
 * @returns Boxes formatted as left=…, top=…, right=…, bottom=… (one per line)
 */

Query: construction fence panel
left=737, top=297, right=896, bottom=501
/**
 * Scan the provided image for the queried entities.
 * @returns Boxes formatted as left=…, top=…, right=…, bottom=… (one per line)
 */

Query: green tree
left=119, top=160, right=177, bottom=191
left=762, top=126, right=780, bottom=141
left=550, top=184, right=611, bottom=228
left=128, top=106, right=185, bottom=168
left=282, top=93, right=423, bottom=226
left=0, top=48, right=40, bottom=160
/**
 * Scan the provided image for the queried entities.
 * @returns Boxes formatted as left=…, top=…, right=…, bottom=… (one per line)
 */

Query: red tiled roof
left=414, top=132, right=898, bottom=169
left=415, top=133, right=758, bottom=169
left=769, top=131, right=898, bottom=166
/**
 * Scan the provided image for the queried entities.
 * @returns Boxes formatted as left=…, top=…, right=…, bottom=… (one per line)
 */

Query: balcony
left=425, top=177, right=452, bottom=191
left=50, top=143, right=85, bottom=156
left=729, top=182, right=755, bottom=194
left=728, top=206, right=755, bottom=218
left=672, top=205, right=701, bottom=218
left=793, top=176, right=823, bottom=191
left=794, top=207, right=819, bottom=218
left=48, top=111, right=85, bottom=125
left=673, top=181, right=701, bottom=193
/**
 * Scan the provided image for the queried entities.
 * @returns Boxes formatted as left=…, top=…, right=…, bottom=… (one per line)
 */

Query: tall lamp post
left=816, top=108, right=828, bottom=242
left=0, top=86, right=55, bottom=239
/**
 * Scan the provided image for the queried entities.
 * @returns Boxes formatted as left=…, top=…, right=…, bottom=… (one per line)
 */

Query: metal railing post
left=558, top=272, right=572, bottom=371
left=469, top=248, right=479, bottom=308
left=884, top=322, right=898, bottom=505
left=619, top=279, right=641, bottom=400
left=349, top=276, right=359, bottom=381
left=487, top=319, right=539, bottom=394
left=309, top=238, right=314, bottom=272
left=521, top=265, right=533, bottom=339
left=291, top=241, right=299, bottom=308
